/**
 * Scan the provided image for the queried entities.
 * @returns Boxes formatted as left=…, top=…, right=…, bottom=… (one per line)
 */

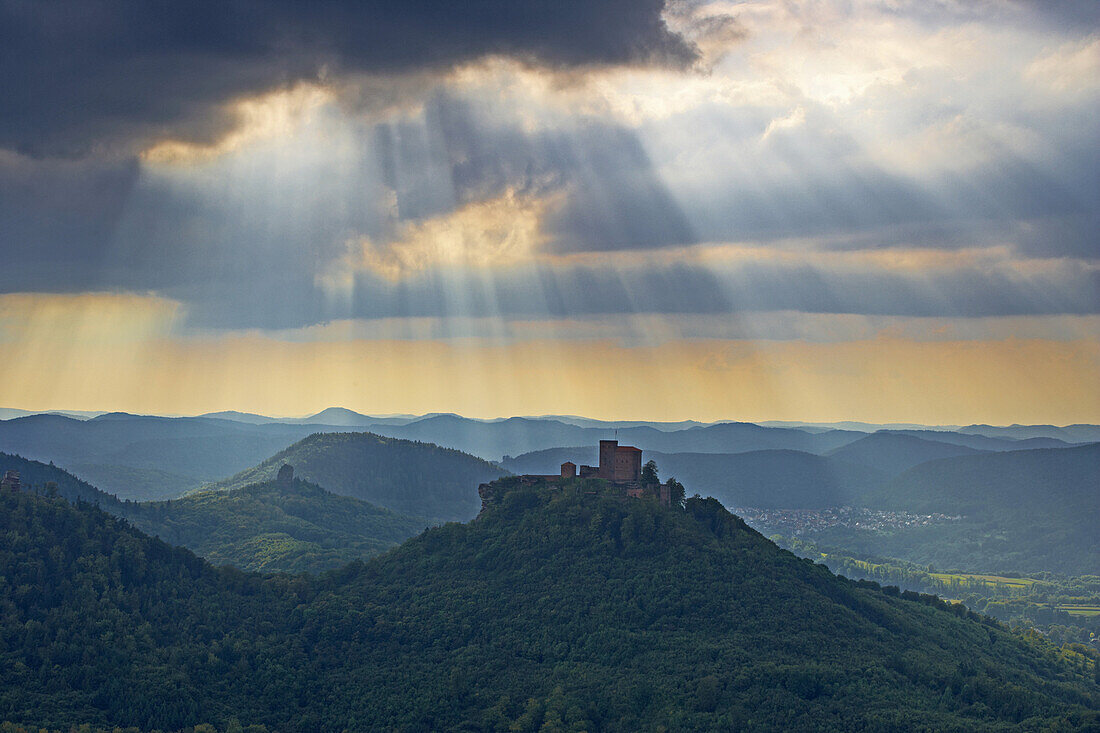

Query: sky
left=0, top=0, right=1097, bottom=423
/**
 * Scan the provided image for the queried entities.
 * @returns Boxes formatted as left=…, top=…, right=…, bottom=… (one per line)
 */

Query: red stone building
left=585, top=440, right=642, bottom=482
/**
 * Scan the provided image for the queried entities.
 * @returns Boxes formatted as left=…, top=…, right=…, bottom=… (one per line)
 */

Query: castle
left=0, top=471, right=20, bottom=492
left=479, top=439, right=677, bottom=510
left=565, top=439, right=643, bottom=482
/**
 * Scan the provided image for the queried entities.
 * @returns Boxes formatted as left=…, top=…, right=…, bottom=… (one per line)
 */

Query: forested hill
left=0, top=483, right=1097, bottom=731
left=123, top=478, right=427, bottom=574
left=0, top=454, right=427, bottom=574
left=871, top=442, right=1100, bottom=517
left=838, top=442, right=1100, bottom=574
left=206, top=431, right=506, bottom=522
left=0, top=452, right=122, bottom=509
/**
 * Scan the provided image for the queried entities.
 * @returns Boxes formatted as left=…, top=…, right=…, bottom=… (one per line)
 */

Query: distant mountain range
left=0, top=409, right=1091, bottom=502
left=3, top=403, right=1097, bottom=579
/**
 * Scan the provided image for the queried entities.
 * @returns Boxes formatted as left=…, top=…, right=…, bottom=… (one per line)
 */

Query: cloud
left=0, top=0, right=694, bottom=157
left=0, top=0, right=1095, bottom=334
left=325, top=187, right=553, bottom=283
left=1024, top=35, right=1100, bottom=97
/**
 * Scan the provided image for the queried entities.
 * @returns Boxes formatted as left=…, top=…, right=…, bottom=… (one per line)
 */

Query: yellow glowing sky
left=1, top=293, right=1096, bottom=424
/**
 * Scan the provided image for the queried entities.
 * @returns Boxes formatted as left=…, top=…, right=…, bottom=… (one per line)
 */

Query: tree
left=666, top=478, right=685, bottom=507
left=641, top=460, right=659, bottom=485
left=695, top=675, right=720, bottom=712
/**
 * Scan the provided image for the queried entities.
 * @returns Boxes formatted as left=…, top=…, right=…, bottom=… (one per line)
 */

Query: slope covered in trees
left=0, top=483, right=1096, bottom=731
left=0, top=452, right=122, bottom=508
left=208, top=432, right=506, bottom=522
left=0, top=453, right=424, bottom=574
left=124, top=478, right=427, bottom=573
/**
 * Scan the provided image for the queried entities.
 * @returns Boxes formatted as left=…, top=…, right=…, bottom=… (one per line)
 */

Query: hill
left=826, top=433, right=988, bottom=476
left=812, top=444, right=1100, bottom=575
left=502, top=447, right=885, bottom=508
left=124, top=476, right=426, bottom=574
left=871, top=443, right=1100, bottom=517
left=0, top=482, right=1096, bottom=731
left=880, top=429, right=1075, bottom=452
left=208, top=431, right=507, bottom=522
left=0, top=453, right=422, bottom=574
left=960, top=424, right=1100, bottom=443
left=0, top=452, right=123, bottom=509
left=197, top=410, right=284, bottom=424
left=65, top=462, right=199, bottom=501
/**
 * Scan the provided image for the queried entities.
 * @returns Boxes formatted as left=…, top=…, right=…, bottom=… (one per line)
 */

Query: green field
left=929, top=572, right=1038, bottom=589
left=1058, top=605, right=1100, bottom=617
left=833, top=561, right=1039, bottom=591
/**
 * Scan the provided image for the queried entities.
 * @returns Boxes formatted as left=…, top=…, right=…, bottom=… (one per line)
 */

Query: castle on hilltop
left=567, top=439, right=643, bottom=482
left=479, top=439, right=679, bottom=510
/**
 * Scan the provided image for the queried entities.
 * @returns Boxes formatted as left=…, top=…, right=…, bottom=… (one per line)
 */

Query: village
left=734, top=505, right=963, bottom=536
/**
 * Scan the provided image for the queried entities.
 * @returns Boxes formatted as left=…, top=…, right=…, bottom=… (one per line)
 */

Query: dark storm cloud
left=428, top=96, right=696, bottom=252
left=0, top=93, right=695, bottom=301
left=1022, top=0, right=1100, bottom=29
left=0, top=85, right=1094, bottom=330
left=0, top=153, right=140, bottom=288
left=0, top=0, right=694, bottom=157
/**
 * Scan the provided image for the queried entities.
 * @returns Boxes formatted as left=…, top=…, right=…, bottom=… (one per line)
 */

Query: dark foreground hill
left=0, top=483, right=1096, bottom=731
left=208, top=431, right=507, bottom=522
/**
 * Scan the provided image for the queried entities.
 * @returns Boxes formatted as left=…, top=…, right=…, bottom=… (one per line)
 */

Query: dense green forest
left=0, top=481, right=1097, bottom=731
left=207, top=431, right=506, bottom=522
left=0, top=454, right=425, bottom=574
left=123, top=477, right=427, bottom=573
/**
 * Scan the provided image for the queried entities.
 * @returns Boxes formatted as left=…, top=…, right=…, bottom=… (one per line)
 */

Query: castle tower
left=613, top=445, right=642, bottom=482
left=598, top=440, right=618, bottom=480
